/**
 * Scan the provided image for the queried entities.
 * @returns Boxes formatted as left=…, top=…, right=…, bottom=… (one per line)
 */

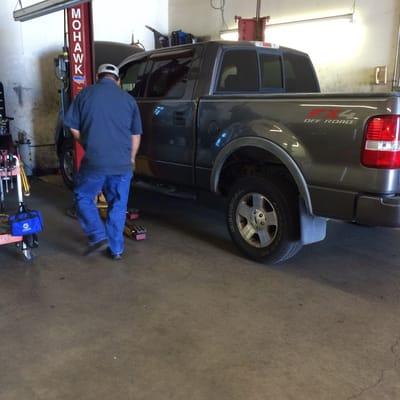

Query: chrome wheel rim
left=235, top=192, right=278, bottom=248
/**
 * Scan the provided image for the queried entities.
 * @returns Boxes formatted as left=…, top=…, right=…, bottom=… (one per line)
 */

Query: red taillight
left=362, top=115, right=400, bottom=168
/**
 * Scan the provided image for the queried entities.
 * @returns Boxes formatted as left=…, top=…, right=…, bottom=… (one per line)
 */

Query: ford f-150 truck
left=104, top=41, right=400, bottom=263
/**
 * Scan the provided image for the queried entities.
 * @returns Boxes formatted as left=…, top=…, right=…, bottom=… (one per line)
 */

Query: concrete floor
left=1, top=178, right=400, bottom=400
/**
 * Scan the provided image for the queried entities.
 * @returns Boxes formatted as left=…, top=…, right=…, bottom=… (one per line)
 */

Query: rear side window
left=283, top=53, right=319, bottom=93
left=120, top=60, right=147, bottom=98
left=217, top=50, right=258, bottom=92
left=260, top=53, right=283, bottom=90
left=147, top=56, right=192, bottom=98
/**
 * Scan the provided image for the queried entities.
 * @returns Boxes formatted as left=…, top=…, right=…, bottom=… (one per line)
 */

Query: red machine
left=235, top=0, right=270, bottom=42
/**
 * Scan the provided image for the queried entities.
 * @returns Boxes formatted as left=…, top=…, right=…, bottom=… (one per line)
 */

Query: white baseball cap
left=97, top=63, right=119, bottom=78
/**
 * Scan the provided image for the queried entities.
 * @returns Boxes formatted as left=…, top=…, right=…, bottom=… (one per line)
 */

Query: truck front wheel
left=59, top=141, right=74, bottom=189
left=227, top=176, right=303, bottom=264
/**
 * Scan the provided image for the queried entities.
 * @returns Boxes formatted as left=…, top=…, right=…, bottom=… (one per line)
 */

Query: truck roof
left=119, top=40, right=310, bottom=67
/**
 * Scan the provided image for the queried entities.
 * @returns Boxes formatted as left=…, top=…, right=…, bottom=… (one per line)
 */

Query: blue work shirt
left=64, top=77, right=142, bottom=175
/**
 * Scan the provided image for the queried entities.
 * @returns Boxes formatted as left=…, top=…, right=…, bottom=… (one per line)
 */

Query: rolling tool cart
left=0, top=88, right=41, bottom=261
left=0, top=153, right=39, bottom=261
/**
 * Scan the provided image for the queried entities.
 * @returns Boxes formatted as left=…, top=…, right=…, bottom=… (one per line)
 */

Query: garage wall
left=169, top=0, right=400, bottom=93
left=0, top=0, right=168, bottom=171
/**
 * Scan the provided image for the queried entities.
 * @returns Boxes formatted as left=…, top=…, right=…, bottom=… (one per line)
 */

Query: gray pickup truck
left=116, top=40, right=400, bottom=263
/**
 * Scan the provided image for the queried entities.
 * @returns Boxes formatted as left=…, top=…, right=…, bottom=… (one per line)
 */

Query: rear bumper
left=355, top=194, right=400, bottom=227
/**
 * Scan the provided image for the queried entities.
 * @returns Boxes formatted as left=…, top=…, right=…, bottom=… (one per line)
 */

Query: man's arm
left=131, top=134, right=141, bottom=164
left=65, top=94, right=82, bottom=141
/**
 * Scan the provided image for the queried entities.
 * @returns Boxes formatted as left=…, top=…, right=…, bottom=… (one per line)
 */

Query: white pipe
left=256, top=0, right=261, bottom=21
left=13, top=157, right=23, bottom=205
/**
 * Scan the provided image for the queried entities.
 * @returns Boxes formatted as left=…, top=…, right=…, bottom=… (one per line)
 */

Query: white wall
left=0, top=0, right=64, bottom=170
left=169, top=0, right=400, bottom=93
left=92, top=0, right=169, bottom=50
left=0, top=0, right=168, bottom=170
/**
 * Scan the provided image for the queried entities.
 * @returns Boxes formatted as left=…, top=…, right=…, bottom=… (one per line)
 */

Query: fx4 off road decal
left=304, top=108, right=357, bottom=125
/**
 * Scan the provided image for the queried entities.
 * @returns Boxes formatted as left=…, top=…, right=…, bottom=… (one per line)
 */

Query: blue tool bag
left=9, top=210, right=43, bottom=236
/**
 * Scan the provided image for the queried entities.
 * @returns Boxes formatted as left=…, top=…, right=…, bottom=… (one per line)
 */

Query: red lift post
left=66, top=3, right=94, bottom=171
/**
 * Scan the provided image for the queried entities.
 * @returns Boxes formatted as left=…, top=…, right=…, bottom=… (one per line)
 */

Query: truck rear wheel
left=227, top=175, right=302, bottom=264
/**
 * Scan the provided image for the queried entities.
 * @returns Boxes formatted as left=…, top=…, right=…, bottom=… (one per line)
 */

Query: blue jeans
left=74, top=171, right=132, bottom=255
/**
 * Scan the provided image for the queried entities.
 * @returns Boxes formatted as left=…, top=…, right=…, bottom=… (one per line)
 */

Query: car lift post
left=66, top=2, right=94, bottom=170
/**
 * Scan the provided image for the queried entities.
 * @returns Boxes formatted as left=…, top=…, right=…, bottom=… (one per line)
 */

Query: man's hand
left=70, top=128, right=81, bottom=141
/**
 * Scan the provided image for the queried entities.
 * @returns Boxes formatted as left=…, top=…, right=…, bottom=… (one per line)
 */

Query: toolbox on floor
left=98, top=202, right=147, bottom=241
left=124, top=220, right=147, bottom=241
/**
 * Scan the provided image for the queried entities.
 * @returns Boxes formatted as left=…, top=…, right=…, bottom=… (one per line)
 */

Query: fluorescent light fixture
left=269, top=13, right=354, bottom=27
left=219, top=12, right=354, bottom=40
left=13, top=0, right=89, bottom=22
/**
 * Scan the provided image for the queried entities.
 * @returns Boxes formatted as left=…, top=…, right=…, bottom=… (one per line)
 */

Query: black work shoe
left=111, top=253, right=122, bottom=261
left=83, top=239, right=109, bottom=256
left=106, top=248, right=123, bottom=261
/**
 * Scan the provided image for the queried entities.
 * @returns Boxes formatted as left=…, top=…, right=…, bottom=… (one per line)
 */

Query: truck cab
left=119, top=41, right=320, bottom=187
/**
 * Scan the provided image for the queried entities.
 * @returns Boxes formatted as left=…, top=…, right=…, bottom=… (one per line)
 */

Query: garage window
left=146, top=56, right=192, bottom=99
left=120, top=60, right=147, bottom=98
left=217, top=50, right=258, bottom=92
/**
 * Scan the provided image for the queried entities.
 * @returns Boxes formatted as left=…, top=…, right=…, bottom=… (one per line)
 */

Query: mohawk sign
left=67, top=3, right=93, bottom=170
left=67, top=4, right=93, bottom=98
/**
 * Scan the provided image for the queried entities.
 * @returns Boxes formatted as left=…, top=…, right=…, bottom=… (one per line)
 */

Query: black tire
left=227, top=175, right=303, bottom=264
left=59, top=142, right=74, bottom=190
left=20, top=239, right=35, bottom=262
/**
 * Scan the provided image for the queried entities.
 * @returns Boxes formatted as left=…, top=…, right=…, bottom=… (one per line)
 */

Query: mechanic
left=64, top=63, right=142, bottom=260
